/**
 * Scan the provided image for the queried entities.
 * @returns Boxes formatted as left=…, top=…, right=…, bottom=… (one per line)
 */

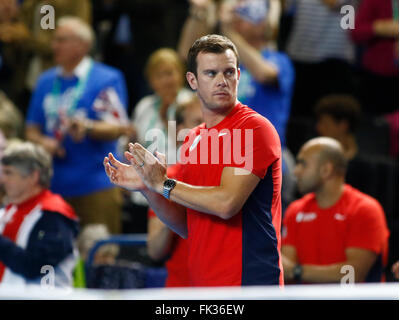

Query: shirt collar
left=56, top=56, right=92, bottom=79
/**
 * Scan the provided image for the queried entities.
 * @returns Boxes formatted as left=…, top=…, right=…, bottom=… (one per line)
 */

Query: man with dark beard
left=282, top=137, right=389, bottom=284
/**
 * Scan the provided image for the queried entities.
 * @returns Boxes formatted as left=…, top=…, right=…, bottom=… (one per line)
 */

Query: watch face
left=164, top=179, right=176, bottom=189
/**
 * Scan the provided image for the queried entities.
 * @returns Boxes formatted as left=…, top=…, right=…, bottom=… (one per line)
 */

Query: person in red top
left=282, top=137, right=389, bottom=283
left=351, top=0, right=399, bottom=115
left=0, top=141, right=79, bottom=287
left=104, top=34, right=283, bottom=286
left=146, top=94, right=202, bottom=287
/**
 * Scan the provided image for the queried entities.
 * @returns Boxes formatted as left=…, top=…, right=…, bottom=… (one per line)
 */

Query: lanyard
left=393, top=0, right=399, bottom=21
left=51, top=59, right=93, bottom=117
left=50, top=60, right=93, bottom=139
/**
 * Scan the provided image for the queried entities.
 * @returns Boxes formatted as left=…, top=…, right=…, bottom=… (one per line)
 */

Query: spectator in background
left=0, top=91, right=24, bottom=204
left=25, top=16, right=132, bottom=234
left=0, top=142, right=79, bottom=287
left=0, top=0, right=30, bottom=111
left=126, top=48, right=192, bottom=234
left=313, top=94, right=381, bottom=204
left=178, top=0, right=296, bottom=212
left=351, top=0, right=399, bottom=115
left=177, top=0, right=282, bottom=60
left=147, top=93, right=203, bottom=287
left=0, top=90, right=24, bottom=141
left=315, top=94, right=361, bottom=161
left=132, top=48, right=192, bottom=155
left=21, top=0, right=92, bottom=94
left=282, top=137, right=389, bottom=284
left=74, top=224, right=119, bottom=288
left=284, top=0, right=357, bottom=117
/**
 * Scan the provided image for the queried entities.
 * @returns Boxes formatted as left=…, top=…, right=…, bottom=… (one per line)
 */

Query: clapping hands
left=104, top=143, right=168, bottom=194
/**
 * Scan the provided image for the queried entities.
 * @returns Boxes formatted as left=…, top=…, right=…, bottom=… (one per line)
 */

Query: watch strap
left=162, top=179, right=176, bottom=200
left=293, top=264, right=303, bottom=283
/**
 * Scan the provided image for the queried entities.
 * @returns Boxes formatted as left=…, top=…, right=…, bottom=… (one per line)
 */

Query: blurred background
left=0, top=0, right=398, bottom=286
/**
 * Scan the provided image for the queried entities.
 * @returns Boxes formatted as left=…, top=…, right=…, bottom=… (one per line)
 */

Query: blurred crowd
left=0, top=0, right=398, bottom=287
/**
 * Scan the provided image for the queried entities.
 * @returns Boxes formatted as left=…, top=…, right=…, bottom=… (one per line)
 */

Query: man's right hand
left=103, top=152, right=146, bottom=191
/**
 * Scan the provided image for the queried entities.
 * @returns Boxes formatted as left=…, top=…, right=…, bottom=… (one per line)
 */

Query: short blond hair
left=145, top=48, right=184, bottom=81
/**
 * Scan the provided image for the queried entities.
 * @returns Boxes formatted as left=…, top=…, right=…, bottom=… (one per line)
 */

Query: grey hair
left=57, top=16, right=95, bottom=49
left=1, top=142, right=53, bottom=188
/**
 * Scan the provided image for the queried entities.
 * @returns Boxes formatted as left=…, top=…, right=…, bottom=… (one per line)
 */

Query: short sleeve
left=234, top=116, right=281, bottom=179
left=346, top=200, right=389, bottom=254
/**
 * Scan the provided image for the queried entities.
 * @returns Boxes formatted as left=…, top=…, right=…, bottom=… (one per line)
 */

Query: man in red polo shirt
left=282, top=137, right=389, bottom=283
left=104, top=34, right=283, bottom=286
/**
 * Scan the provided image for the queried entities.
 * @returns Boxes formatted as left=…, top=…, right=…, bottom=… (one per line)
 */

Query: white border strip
left=0, top=282, right=399, bottom=300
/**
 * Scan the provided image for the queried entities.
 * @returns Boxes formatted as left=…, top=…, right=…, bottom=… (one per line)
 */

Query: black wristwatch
left=293, top=264, right=303, bottom=283
left=162, top=178, right=177, bottom=200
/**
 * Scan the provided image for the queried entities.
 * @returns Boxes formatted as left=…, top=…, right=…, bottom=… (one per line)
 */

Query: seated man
left=282, top=137, right=389, bottom=283
left=0, top=142, right=79, bottom=287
